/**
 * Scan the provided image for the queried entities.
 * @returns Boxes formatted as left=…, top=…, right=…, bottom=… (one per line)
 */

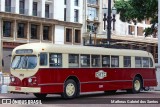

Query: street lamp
left=102, top=0, right=117, bottom=46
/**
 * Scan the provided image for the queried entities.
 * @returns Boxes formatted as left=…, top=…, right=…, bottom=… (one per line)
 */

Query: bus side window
left=111, top=56, right=119, bottom=67
left=142, top=57, right=149, bottom=68
left=40, top=53, right=48, bottom=66
left=69, top=54, right=79, bottom=67
left=124, top=56, right=131, bottom=68
left=102, top=55, right=110, bottom=67
left=49, top=53, right=62, bottom=67
left=80, top=54, right=90, bottom=67
left=135, top=57, right=142, bottom=68
left=91, top=55, right=100, bottom=67
left=150, top=58, right=153, bottom=67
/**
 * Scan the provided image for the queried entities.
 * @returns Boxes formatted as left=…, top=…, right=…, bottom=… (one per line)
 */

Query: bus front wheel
left=127, top=77, right=142, bottom=94
left=61, top=79, right=78, bottom=99
left=34, top=93, right=47, bottom=99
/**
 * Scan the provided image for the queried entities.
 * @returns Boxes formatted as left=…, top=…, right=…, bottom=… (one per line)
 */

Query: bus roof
left=12, top=43, right=152, bottom=57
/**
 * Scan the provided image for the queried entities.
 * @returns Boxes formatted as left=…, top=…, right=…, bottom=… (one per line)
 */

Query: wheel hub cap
left=66, top=83, right=75, bottom=96
left=134, top=80, right=140, bottom=91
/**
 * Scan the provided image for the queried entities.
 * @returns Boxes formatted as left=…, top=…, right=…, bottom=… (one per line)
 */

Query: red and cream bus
left=8, top=43, right=157, bottom=99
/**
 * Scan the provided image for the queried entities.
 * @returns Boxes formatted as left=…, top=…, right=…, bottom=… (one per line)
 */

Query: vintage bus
left=8, top=43, right=157, bottom=99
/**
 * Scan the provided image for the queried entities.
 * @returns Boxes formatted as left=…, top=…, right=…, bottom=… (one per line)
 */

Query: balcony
left=32, top=10, right=41, bottom=17
left=45, top=13, right=53, bottom=19
left=19, top=8, right=29, bottom=15
left=5, top=6, right=15, bottom=13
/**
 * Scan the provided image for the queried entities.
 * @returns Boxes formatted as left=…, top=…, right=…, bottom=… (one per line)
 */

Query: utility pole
left=107, top=0, right=112, bottom=45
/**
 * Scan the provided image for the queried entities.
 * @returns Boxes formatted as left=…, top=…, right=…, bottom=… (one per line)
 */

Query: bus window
left=27, top=56, right=37, bottom=69
left=69, top=54, right=79, bottom=67
left=49, top=53, right=62, bottom=67
left=102, top=55, right=110, bottom=67
left=124, top=56, right=131, bottom=68
left=135, top=57, right=142, bottom=68
left=11, top=55, right=37, bottom=69
left=40, top=53, right=48, bottom=66
left=111, top=56, right=119, bottom=67
left=142, top=57, right=149, bottom=67
left=150, top=58, right=153, bottom=67
left=91, top=55, right=100, bottom=67
left=80, top=54, right=90, bottom=67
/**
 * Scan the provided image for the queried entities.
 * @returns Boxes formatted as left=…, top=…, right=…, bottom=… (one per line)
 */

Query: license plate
left=15, top=87, right=21, bottom=90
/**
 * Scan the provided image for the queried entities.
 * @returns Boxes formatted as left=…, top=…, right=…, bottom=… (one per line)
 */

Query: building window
left=111, top=56, right=119, bottom=67
left=74, top=0, right=78, bottom=6
left=91, top=55, right=100, bottom=67
left=17, top=23, right=25, bottom=38
left=31, top=24, right=37, bottom=39
left=69, top=54, right=79, bottom=67
left=87, top=0, right=98, bottom=5
left=64, top=0, right=67, bottom=5
left=137, top=27, right=144, bottom=36
left=19, top=0, right=25, bottom=14
left=74, top=29, right=81, bottom=43
left=124, top=56, right=131, bottom=67
left=45, top=4, right=49, bottom=18
left=5, top=0, right=11, bottom=12
left=3, top=21, right=12, bottom=37
left=43, top=26, right=49, bottom=40
left=128, top=25, right=135, bottom=35
left=80, top=54, right=90, bottom=67
left=64, top=8, right=66, bottom=21
left=87, top=7, right=97, bottom=21
left=74, top=9, right=79, bottom=22
left=65, top=28, right=72, bottom=43
left=33, top=2, right=37, bottom=16
left=49, top=53, right=62, bottom=67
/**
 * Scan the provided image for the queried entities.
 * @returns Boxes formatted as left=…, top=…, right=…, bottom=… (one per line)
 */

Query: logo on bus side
left=95, top=70, right=107, bottom=79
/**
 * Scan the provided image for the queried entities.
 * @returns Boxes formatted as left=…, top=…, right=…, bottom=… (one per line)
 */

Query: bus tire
left=61, top=79, right=78, bottom=99
left=34, top=93, right=47, bottom=99
left=128, top=77, right=142, bottom=94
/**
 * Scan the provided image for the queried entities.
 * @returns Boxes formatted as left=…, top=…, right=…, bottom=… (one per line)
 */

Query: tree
left=114, top=0, right=158, bottom=37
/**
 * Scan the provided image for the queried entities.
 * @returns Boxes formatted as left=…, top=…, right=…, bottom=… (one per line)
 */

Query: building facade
left=0, top=0, right=158, bottom=72
left=0, top=0, right=83, bottom=72
left=82, top=0, right=158, bottom=63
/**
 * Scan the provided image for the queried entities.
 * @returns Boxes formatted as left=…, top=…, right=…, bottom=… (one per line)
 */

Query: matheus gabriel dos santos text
left=111, top=99, right=159, bottom=104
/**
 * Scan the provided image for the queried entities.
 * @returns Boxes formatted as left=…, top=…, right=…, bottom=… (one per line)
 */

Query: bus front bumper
left=8, top=86, right=41, bottom=93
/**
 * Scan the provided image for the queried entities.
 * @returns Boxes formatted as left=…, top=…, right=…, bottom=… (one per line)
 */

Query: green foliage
left=114, top=0, right=158, bottom=36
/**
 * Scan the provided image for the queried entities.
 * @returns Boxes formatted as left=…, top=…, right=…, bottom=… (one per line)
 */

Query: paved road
left=0, top=91, right=160, bottom=107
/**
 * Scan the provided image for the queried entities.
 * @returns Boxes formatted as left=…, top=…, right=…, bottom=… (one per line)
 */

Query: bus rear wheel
left=34, top=93, right=47, bottom=99
left=127, top=77, right=142, bottom=94
left=61, top=79, right=78, bottom=99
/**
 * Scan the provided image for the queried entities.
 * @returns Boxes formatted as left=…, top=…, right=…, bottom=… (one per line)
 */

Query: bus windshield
left=11, top=55, right=37, bottom=69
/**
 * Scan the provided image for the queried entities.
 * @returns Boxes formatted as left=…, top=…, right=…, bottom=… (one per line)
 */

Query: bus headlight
left=28, top=78, right=32, bottom=83
left=11, top=77, right=15, bottom=82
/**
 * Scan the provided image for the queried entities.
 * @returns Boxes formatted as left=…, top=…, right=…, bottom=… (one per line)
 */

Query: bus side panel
left=40, top=85, right=63, bottom=94
left=35, top=68, right=157, bottom=94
